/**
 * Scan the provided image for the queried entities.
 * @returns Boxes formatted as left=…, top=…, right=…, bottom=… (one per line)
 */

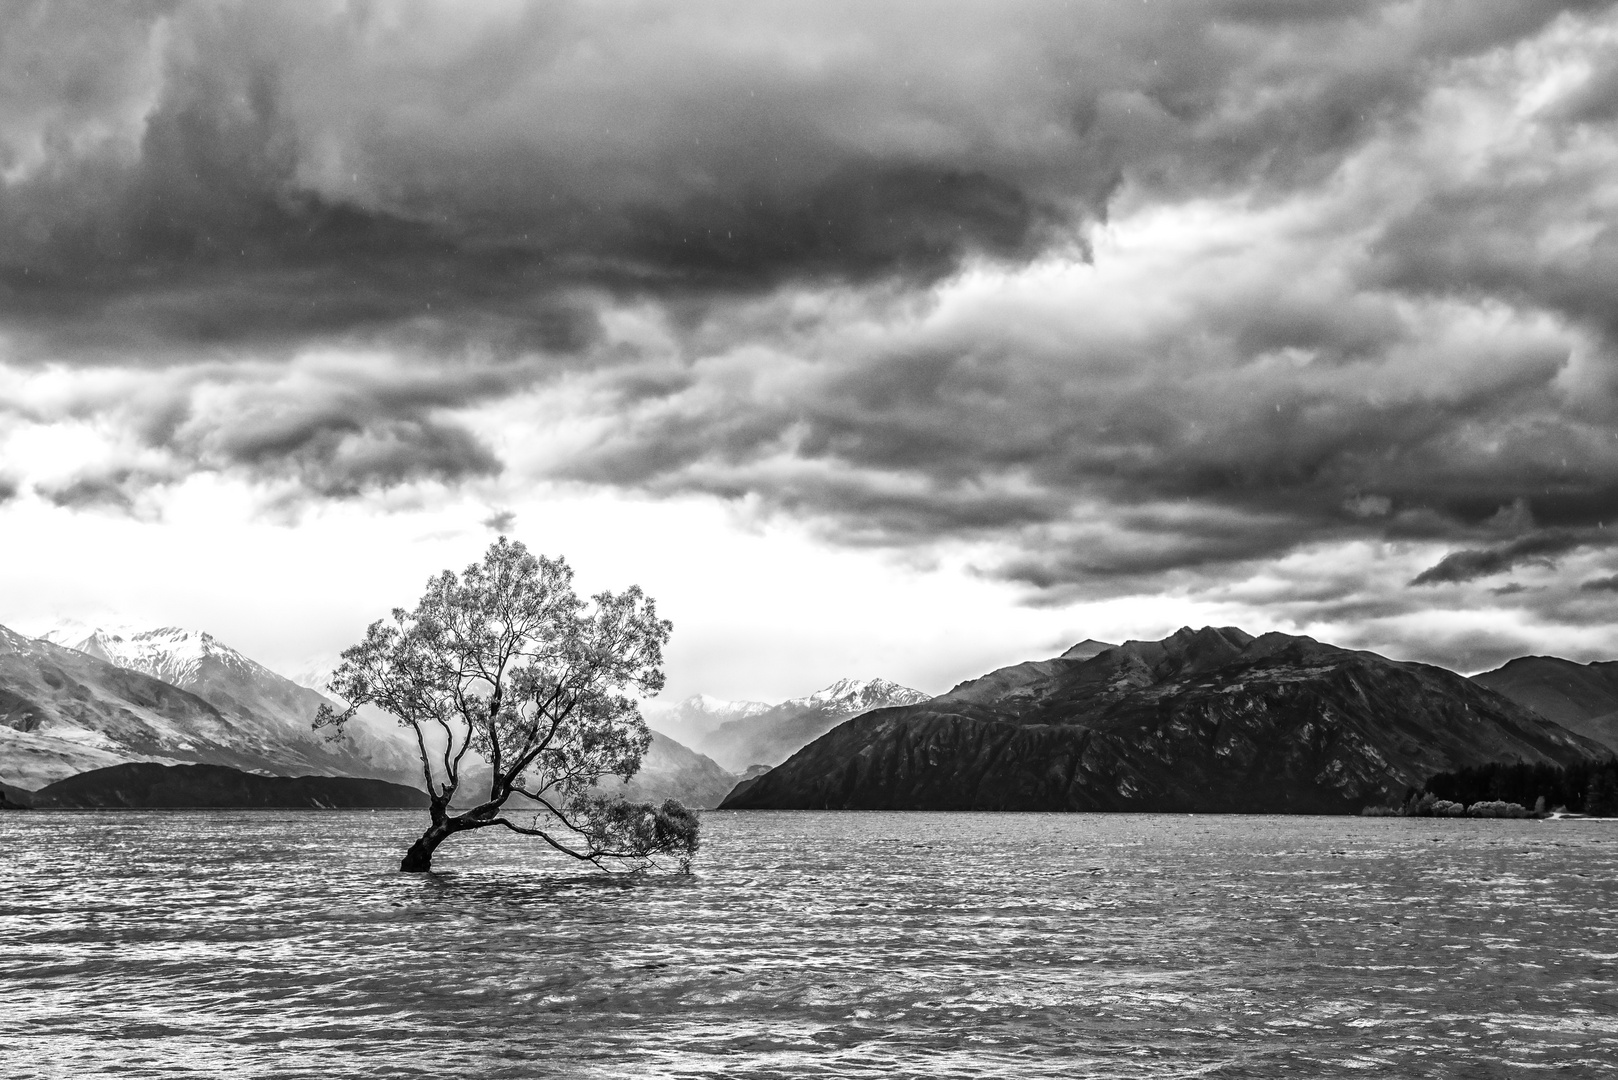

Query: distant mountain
left=1471, top=656, right=1618, bottom=755
left=646, top=693, right=772, bottom=746
left=1, top=780, right=30, bottom=809
left=26, top=621, right=423, bottom=787
left=675, top=678, right=932, bottom=771
left=721, top=764, right=774, bottom=806
left=29, top=762, right=428, bottom=809
left=1, top=623, right=321, bottom=791
left=722, top=627, right=1604, bottom=813
left=677, top=693, right=775, bottom=723
left=600, top=731, right=738, bottom=809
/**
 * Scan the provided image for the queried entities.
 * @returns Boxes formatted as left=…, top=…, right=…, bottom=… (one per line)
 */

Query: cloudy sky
left=5, top=0, right=1618, bottom=701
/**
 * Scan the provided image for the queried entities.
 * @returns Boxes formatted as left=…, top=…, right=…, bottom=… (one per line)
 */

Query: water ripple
left=3, top=811, right=1616, bottom=1078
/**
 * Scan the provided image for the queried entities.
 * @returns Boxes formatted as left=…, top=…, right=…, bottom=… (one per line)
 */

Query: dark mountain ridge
left=28, top=763, right=429, bottom=809
left=1471, top=656, right=1618, bottom=755
left=722, top=627, right=1605, bottom=813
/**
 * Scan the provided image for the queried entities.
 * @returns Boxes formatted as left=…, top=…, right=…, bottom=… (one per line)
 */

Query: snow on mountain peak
left=785, top=677, right=930, bottom=712
left=33, top=619, right=270, bottom=688
left=666, top=680, right=928, bottom=724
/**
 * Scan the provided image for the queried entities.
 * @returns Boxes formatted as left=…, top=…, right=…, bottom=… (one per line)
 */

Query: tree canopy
left=316, top=536, right=698, bottom=872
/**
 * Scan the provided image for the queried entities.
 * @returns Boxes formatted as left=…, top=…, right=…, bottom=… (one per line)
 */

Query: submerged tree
left=316, top=537, right=698, bottom=873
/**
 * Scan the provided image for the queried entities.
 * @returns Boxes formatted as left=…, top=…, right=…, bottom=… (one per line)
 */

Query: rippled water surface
left=4, top=811, right=1617, bottom=1078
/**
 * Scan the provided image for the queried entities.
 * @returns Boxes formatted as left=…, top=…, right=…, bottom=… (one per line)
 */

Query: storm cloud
left=1410, top=531, right=1591, bottom=585
left=6, top=0, right=1618, bottom=655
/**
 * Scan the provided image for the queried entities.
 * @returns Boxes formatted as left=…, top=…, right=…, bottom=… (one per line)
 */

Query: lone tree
left=316, top=536, right=698, bottom=873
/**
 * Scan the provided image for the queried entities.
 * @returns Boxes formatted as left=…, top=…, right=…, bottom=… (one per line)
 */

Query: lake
left=3, top=810, right=1616, bottom=1078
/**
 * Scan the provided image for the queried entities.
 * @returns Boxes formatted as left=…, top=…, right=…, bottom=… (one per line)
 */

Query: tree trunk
left=400, top=819, right=458, bottom=872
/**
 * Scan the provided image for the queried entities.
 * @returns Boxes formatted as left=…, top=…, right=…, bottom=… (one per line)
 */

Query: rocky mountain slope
left=1471, top=656, right=1618, bottom=755
left=722, top=627, right=1605, bottom=813
left=10, top=621, right=423, bottom=789
left=38, top=622, right=425, bottom=786
left=667, top=678, right=932, bottom=771
left=1, top=624, right=323, bottom=791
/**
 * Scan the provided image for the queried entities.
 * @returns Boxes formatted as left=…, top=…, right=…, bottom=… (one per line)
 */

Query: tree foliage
left=1417, top=757, right=1618, bottom=816
left=316, top=537, right=697, bottom=872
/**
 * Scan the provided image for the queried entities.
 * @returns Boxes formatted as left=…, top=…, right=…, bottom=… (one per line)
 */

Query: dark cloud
left=6, top=0, right=1618, bottom=638
left=177, top=364, right=510, bottom=495
left=244, top=416, right=501, bottom=498
left=1410, top=531, right=1590, bottom=586
left=1581, top=574, right=1618, bottom=592
left=35, top=469, right=150, bottom=514
left=0, top=2, right=1121, bottom=354
left=482, top=509, right=516, bottom=533
left=4, top=1, right=1598, bottom=354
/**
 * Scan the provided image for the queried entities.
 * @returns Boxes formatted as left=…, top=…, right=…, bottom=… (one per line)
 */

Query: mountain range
left=11, top=616, right=1618, bottom=817
left=4, top=621, right=423, bottom=791
left=722, top=627, right=1608, bottom=813
left=0, top=620, right=739, bottom=808
left=652, top=677, right=931, bottom=771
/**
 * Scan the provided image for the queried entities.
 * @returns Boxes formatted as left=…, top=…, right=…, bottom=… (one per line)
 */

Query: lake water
left=3, top=811, right=1616, bottom=1078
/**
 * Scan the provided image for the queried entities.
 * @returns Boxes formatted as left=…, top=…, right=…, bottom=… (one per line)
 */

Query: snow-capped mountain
left=40, top=621, right=250, bottom=691
left=1, top=622, right=321, bottom=790
left=24, top=619, right=423, bottom=788
left=780, top=678, right=931, bottom=714
left=678, top=677, right=932, bottom=772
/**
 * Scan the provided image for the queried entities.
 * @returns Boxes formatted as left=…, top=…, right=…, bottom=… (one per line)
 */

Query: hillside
left=722, top=627, right=1605, bottom=813
left=1471, top=656, right=1618, bottom=755
left=29, top=762, right=428, bottom=809
left=0, top=624, right=329, bottom=791
left=37, top=622, right=423, bottom=786
left=597, top=731, right=738, bottom=809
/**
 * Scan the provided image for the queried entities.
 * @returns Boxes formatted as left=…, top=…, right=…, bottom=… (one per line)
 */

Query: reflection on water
left=3, top=810, right=1616, bottom=1078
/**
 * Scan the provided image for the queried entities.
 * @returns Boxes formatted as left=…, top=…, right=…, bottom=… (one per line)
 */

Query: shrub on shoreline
left=1435, top=758, right=1617, bottom=815
left=1361, top=793, right=1535, bottom=818
left=1360, top=758, right=1618, bottom=818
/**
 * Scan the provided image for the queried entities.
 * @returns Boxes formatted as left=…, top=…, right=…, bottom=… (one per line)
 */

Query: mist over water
left=4, top=811, right=1616, bottom=1078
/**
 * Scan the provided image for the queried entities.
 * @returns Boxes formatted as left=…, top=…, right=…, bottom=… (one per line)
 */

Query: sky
left=5, top=0, right=1618, bottom=701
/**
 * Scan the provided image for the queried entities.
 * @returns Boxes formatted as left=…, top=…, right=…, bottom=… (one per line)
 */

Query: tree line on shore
left=1364, top=758, right=1618, bottom=817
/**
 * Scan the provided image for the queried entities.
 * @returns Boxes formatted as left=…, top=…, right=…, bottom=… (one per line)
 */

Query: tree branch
left=489, top=818, right=634, bottom=866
